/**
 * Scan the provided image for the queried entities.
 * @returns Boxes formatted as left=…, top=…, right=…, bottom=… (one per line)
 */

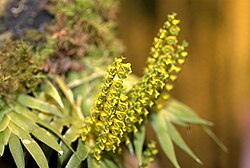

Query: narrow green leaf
left=8, top=121, right=49, bottom=168
left=127, top=142, right=134, bottom=155
left=17, top=94, right=63, bottom=117
left=151, top=112, right=180, bottom=168
left=55, top=76, right=75, bottom=105
left=9, top=134, right=25, bottom=168
left=31, top=127, right=63, bottom=155
left=133, top=125, right=145, bottom=166
left=63, top=126, right=82, bottom=143
left=166, top=99, right=213, bottom=126
left=12, top=103, right=38, bottom=121
left=101, top=157, right=120, bottom=168
left=0, top=107, right=11, bottom=122
left=44, top=80, right=64, bottom=108
left=35, top=119, right=78, bottom=158
left=0, top=128, right=11, bottom=156
left=7, top=111, right=36, bottom=132
left=65, top=139, right=90, bottom=168
left=0, top=116, right=10, bottom=131
left=0, top=143, right=4, bottom=157
left=87, top=155, right=100, bottom=168
left=165, top=120, right=202, bottom=164
left=202, top=126, right=227, bottom=152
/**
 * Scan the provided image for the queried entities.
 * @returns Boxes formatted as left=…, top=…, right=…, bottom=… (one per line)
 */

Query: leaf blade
left=65, top=139, right=90, bottom=168
left=133, top=125, right=145, bottom=166
left=44, top=80, right=64, bottom=108
left=165, top=120, right=202, bottom=164
left=151, top=112, right=180, bottom=168
left=17, top=94, right=63, bottom=117
left=8, top=121, right=49, bottom=168
left=9, top=134, right=25, bottom=168
left=202, top=126, right=227, bottom=152
left=31, top=127, right=63, bottom=155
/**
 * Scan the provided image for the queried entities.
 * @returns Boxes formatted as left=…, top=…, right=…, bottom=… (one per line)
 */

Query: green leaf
left=7, top=111, right=36, bottom=132
left=35, top=119, right=77, bottom=157
left=133, top=125, right=145, bottom=166
left=0, top=128, right=11, bottom=156
left=0, top=116, right=10, bottom=131
left=63, top=126, right=82, bottom=143
left=8, top=121, right=49, bottom=168
left=65, top=139, right=90, bottom=168
left=9, top=134, right=25, bottom=168
left=101, top=157, right=121, bottom=168
left=31, top=127, right=63, bottom=155
left=165, top=120, right=202, bottom=164
left=87, top=155, right=100, bottom=168
left=17, top=94, right=63, bottom=117
left=166, top=99, right=213, bottom=126
left=151, top=112, right=180, bottom=168
left=55, top=76, right=75, bottom=105
left=202, top=126, right=227, bottom=152
left=0, top=143, right=4, bottom=157
left=0, top=108, right=11, bottom=122
left=44, top=80, right=64, bottom=108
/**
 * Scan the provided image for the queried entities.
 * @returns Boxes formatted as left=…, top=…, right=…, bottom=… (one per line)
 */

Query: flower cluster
left=141, top=141, right=158, bottom=168
left=127, top=13, right=188, bottom=127
left=82, top=57, right=132, bottom=160
left=82, top=13, right=188, bottom=161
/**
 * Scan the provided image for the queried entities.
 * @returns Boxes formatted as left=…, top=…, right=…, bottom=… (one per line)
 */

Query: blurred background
left=120, top=0, right=249, bottom=168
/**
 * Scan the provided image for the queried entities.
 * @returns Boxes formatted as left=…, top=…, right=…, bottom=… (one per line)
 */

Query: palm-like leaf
left=149, top=99, right=227, bottom=168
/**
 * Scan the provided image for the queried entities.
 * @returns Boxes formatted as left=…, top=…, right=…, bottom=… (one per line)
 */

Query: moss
left=0, top=41, right=44, bottom=101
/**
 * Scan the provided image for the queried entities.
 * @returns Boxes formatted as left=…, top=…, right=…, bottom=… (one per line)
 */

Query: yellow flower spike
left=116, top=111, right=127, bottom=120
left=169, top=25, right=180, bottom=36
left=105, top=142, right=113, bottom=152
left=163, top=45, right=174, bottom=54
left=165, top=84, right=174, bottom=91
left=170, top=75, right=177, bottom=81
left=95, top=121, right=104, bottom=129
left=172, top=19, right=180, bottom=25
left=108, top=65, right=117, bottom=76
left=93, top=148, right=102, bottom=160
left=166, top=36, right=178, bottom=45
left=119, top=94, right=127, bottom=102
left=100, top=112, right=108, bottom=121
left=98, top=142, right=105, bottom=150
left=133, top=125, right=139, bottom=133
left=121, top=63, right=132, bottom=74
left=181, top=51, right=188, bottom=57
left=178, top=58, right=185, bottom=64
left=113, top=118, right=125, bottom=129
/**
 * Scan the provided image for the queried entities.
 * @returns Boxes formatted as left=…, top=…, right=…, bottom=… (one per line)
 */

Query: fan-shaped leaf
left=44, top=80, right=64, bottom=108
left=133, top=125, right=145, bottom=166
left=9, top=134, right=25, bottom=168
left=65, top=139, right=90, bottom=168
left=8, top=121, right=49, bottom=168
left=151, top=112, right=180, bottom=168
left=165, top=120, right=202, bottom=164
left=17, top=94, right=63, bottom=117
